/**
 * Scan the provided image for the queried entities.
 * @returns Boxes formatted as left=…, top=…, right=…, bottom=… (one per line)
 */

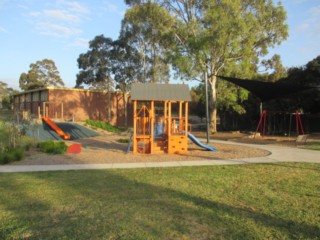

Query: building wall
left=13, top=88, right=133, bottom=127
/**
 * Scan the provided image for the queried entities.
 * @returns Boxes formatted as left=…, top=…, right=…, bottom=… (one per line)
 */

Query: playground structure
left=131, top=83, right=190, bottom=154
left=131, top=83, right=191, bottom=154
left=131, top=83, right=217, bottom=154
left=42, top=117, right=71, bottom=140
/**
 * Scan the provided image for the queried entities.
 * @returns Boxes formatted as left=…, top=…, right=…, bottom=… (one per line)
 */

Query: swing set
left=254, top=110, right=305, bottom=138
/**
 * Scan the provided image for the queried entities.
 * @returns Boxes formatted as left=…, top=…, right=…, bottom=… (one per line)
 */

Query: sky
left=0, top=0, right=319, bottom=90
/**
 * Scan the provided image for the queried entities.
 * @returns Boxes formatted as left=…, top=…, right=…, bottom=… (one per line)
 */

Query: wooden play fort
left=131, top=83, right=191, bottom=154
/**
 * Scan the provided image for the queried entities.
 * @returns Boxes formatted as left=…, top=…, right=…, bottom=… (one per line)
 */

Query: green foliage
left=19, top=59, right=64, bottom=91
left=121, top=2, right=173, bottom=83
left=76, top=35, right=114, bottom=89
left=217, top=80, right=248, bottom=114
left=260, top=54, right=288, bottom=82
left=84, top=119, right=121, bottom=133
left=0, top=118, right=38, bottom=164
left=117, top=138, right=130, bottom=143
left=124, top=0, right=288, bottom=132
left=0, top=82, right=18, bottom=110
left=38, top=140, right=67, bottom=154
left=190, top=84, right=206, bottom=120
left=0, top=148, right=24, bottom=165
left=0, top=120, right=21, bottom=150
left=302, top=142, right=320, bottom=151
left=263, top=55, right=320, bottom=114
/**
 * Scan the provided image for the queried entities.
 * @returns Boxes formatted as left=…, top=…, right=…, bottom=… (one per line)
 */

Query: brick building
left=13, top=87, right=132, bottom=127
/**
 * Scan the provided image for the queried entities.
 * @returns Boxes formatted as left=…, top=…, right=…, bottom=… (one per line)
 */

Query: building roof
left=12, top=86, right=123, bottom=96
left=131, top=83, right=191, bottom=101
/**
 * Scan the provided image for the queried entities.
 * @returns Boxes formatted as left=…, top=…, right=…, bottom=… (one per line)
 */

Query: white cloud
left=36, top=22, right=82, bottom=38
left=103, top=2, right=125, bottom=16
left=27, top=1, right=90, bottom=39
left=58, top=0, right=90, bottom=14
left=73, top=37, right=89, bottom=48
left=44, top=9, right=80, bottom=23
left=29, top=11, right=41, bottom=17
left=296, top=5, right=320, bottom=35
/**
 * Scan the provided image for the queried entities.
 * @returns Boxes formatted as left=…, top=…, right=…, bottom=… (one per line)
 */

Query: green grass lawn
left=302, top=142, right=320, bottom=151
left=1, top=163, right=320, bottom=239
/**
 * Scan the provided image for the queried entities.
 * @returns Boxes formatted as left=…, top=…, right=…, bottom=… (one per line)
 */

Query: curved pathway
left=0, top=140, right=319, bottom=173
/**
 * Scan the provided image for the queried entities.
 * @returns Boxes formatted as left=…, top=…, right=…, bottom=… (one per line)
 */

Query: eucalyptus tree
left=76, top=35, right=115, bottom=121
left=110, top=39, right=142, bottom=126
left=19, top=59, right=64, bottom=91
left=120, top=2, right=173, bottom=83
left=125, top=0, right=288, bottom=133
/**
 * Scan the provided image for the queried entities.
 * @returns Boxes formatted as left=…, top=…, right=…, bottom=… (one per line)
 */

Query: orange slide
left=42, top=117, right=71, bottom=140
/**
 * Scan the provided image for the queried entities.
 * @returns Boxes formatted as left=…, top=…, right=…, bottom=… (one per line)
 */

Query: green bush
left=84, top=120, right=121, bottom=133
left=0, top=148, right=24, bottom=165
left=38, top=140, right=67, bottom=154
left=20, top=136, right=38, bottom=151
left=117, top=138, right=130, bottom=143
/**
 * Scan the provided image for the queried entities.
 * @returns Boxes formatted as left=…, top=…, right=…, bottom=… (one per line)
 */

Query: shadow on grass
left=1, top=168, right=319, bottom=239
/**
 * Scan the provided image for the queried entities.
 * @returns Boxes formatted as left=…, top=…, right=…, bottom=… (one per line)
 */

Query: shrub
left=118, top=138, right=130, bottom=143
left=0, top=148, right=24, bottom=165
left=20, top=136, right=38, bottom=151
left=38, top=140, right=67, bottom=154
left=13, top=148, right=24, bottom=160
left=84, top=120, right=121, bottom=133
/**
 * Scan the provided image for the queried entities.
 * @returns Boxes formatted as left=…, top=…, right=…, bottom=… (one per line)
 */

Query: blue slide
left=188, top=133, right=218, bottom=152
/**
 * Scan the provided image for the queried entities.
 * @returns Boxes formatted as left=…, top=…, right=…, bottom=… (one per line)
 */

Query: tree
left=120, top=2, right=173, bottom=83
left=19, top=59, right=64, bottom=91
left=0, top=81, right=8, bottom=109
left=110, top=39, right=142, bottom=126
left=260, top=54, right=288, bottom=82
left=125, top=0, right=288, bottom=133
left=0, top=81, right=19, bottom=110
left=76, top=35, right=115, bottom=121
left=190, top=84, right=206, bottom=122
left=0, top=81, right=7, bottom=97
left=280, top=55, right=320, bottom=113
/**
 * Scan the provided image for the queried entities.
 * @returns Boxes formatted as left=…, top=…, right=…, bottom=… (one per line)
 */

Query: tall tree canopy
left=125, top=0, right=288, bottom=133
left=274, top=55, right=320, bottom=113
left=19, top=59, right=64, bottom=91
left=120, top=2, right=173, bottom=83
left=76, top=35, right=114, bottom=90
left=0, top=81, right=8, bottom=98
left=76, top=35, right=115, bottom=121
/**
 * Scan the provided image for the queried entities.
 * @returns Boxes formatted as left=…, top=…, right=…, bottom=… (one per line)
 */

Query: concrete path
left=0, top=140, right=319, bottom=173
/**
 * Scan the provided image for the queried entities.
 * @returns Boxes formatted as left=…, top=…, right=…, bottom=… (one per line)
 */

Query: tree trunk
left=209, top=74, right=217, bottom=133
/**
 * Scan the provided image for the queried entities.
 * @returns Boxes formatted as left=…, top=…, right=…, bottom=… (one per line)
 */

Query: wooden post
left=168, top=101, right=171, bottom=137
left=43, top=102, right=46, bottom=117
left=133, top=100, right=137, bottom=153
left=61, top=103, right=64, bottom=120
left=164, top=101, right=168, bottom=134
left=46, top=106, right=48, bottom=118
left=185, top=101, right=188, bottom=135
left=38, top=106, right=41, bottom=119
left=150, top=101, right=154, bottom=153
left=179, top=101, right=182, bottom=132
